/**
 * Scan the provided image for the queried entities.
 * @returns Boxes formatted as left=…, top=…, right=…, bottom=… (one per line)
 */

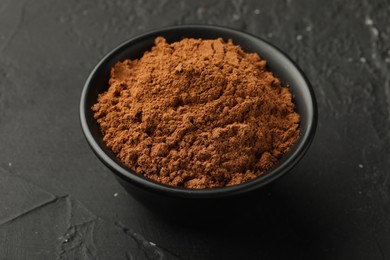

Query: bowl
left=80, top=25, right=317, bottom=219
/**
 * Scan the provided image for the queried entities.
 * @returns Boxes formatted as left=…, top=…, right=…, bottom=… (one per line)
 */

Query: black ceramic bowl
left=80, top=25, right=317, bottom=218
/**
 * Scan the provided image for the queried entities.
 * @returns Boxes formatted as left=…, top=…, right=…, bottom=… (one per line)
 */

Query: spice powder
left=92, top=37, right=300, bottom=189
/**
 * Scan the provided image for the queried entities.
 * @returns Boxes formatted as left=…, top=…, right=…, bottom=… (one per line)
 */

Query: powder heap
left=92, top=37, right=300, bottom=189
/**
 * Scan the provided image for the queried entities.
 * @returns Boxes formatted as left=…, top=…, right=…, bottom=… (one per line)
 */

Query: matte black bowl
left=80, top=25, right=317, bottom=218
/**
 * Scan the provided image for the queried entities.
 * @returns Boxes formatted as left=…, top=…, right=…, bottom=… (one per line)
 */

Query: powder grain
left=92, top=37, right=300, bottom=189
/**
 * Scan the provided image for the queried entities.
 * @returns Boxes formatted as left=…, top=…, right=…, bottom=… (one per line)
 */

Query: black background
left=1, top=0, right=390, bottom=259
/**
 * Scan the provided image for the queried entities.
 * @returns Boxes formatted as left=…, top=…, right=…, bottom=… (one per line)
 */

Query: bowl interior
left=80, top=25, right=317, bottom=198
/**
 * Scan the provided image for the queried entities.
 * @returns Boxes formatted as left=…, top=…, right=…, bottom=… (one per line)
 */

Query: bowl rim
left=80, top=24, right=318, bottom=199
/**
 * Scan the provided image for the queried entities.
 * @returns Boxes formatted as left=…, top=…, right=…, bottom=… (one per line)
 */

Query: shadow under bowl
left=80, top=25, right=317, bottom=219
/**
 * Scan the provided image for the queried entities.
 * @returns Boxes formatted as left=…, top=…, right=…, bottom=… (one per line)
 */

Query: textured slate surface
left=1, top=0, right=390, bottom=259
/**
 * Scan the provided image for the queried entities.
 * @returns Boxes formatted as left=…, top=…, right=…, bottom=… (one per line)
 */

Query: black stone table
left=1, top=0, right=390, bottom=259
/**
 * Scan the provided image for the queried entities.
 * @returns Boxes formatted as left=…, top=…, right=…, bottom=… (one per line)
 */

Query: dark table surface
left=1, top=0, right=390, bottom=259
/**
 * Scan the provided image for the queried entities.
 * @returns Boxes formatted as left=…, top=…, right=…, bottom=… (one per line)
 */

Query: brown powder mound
left=92, top=37, right=300, bottom=189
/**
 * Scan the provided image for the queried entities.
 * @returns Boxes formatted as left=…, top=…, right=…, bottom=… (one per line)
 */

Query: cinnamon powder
left=92, top=37, right=300, bottom=189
